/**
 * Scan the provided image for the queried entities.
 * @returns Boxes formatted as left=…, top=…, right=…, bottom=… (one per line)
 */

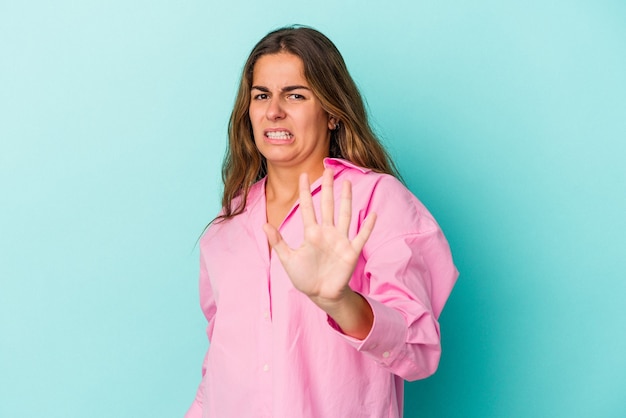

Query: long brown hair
left=218, top=25, right=400, bottom=222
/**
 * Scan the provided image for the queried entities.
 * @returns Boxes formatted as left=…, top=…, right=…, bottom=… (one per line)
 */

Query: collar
left=323, top=157, right=372, bottom=174
left=243, top=158, right=371, bottom=213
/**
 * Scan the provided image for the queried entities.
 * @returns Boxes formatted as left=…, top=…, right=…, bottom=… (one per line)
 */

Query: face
left=249, top=52, right=335, bottom=174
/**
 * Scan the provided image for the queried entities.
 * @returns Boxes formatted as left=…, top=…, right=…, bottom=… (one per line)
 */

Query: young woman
left=185, top=25, right=458, bottom=418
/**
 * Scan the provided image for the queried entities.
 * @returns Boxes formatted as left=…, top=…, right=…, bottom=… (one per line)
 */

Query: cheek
left=248, top=103, right=265, bottom=121
left=250, top=120, right=266, bottom=141
left=311, top=110, right=330, bottom=131
left=248, top=107, right=259, bottom=125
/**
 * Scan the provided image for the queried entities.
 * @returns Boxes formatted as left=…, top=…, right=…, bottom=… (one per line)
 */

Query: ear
left=328, top=115, right=339, bottom=130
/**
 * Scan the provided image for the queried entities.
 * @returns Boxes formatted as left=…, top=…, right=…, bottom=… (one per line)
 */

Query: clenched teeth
left=266, top=131, right=293, bottom=140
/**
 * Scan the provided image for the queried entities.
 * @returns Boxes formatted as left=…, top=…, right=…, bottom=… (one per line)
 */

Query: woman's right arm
left=185, top=251, right=216, bottom=417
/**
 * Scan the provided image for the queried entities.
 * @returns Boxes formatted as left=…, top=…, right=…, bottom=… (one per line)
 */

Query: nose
left=265, top=97, right=285, bottom=121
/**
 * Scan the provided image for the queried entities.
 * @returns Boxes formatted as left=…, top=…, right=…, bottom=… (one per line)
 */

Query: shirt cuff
left=328, top=294, right=408, bottom=366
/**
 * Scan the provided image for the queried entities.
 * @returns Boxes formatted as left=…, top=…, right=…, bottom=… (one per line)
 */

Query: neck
left=265, top=159, right=326, bottom=205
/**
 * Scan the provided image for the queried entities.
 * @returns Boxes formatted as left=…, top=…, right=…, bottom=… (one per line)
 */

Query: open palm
left=263, top=169, right=377, bottom=304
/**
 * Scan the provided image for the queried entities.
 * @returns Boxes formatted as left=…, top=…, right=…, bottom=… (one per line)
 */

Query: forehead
left=251, top=52, right=308, bottom=86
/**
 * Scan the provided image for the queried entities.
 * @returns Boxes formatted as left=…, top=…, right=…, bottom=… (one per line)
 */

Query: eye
left=253, top=93, right=269, bottom=100
left=288, top=93, right=305, bottom=100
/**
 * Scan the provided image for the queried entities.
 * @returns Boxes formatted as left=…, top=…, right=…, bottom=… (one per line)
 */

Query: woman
left=186, top=25, right=458, bottom=418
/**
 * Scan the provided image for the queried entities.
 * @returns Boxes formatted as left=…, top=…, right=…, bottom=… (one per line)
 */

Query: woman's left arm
left=264, top=168, right=458, bottom=380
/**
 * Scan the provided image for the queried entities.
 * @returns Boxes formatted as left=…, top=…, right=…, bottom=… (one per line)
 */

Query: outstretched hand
left=262, top=168, right=376, bottom=338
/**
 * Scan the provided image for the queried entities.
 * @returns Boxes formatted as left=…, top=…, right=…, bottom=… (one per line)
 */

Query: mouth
left=264, top=130, right=294, bottom=141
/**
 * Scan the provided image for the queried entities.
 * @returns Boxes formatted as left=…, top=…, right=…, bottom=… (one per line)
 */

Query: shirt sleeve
left=329, top=175, right=458, bottom=381
left=185, top=246, right=217, bottom=417
left=184, top=366, right=204, bottom=417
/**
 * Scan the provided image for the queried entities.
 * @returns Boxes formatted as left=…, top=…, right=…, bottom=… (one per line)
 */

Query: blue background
left=1, top=1, right=625, bottom=417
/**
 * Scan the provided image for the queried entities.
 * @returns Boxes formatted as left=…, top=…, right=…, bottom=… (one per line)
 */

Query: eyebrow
left=251, top=85, right=311, bottom=92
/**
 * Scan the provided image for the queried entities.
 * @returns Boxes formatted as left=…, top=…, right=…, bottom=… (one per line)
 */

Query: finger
left=262, top=223, right=292, bottom=260
left=321, top=168, right=335, bottom=226
left=337, top=180, right=352, bottom=235
left=298, top=173, right=317, bottom=227
left=352, top=212, right=377, bottom=253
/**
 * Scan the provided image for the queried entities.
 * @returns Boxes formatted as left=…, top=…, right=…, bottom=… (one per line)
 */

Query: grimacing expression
left=249, top=52, right=335, bottom=171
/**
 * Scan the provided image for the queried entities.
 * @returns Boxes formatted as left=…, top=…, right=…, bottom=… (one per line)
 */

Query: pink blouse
left=186, top=158, right=458, bottom=418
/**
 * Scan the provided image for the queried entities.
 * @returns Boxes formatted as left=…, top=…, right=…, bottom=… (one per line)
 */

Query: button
left=263, top=311, right=270, bottom=320
left=382, top=351, right=390, bottom=359
left=263, top=364, right=269, bottom=372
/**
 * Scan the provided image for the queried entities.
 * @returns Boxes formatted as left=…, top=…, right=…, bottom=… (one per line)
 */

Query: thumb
left=262, top=223, right=291, bottom=259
